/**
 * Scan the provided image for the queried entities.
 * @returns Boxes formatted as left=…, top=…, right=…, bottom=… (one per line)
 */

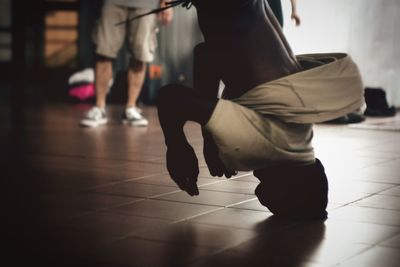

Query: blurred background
left=0, top=0, right=399, bottom=106
left=0, top=0, right=202, bottom=106
left=282, top=0, right=400, bottom=107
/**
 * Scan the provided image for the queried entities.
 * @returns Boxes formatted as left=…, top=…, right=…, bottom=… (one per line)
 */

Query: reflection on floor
left=3, top=104, right=400, bottom=266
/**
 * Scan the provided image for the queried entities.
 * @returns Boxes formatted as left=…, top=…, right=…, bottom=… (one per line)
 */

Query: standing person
left=267, top=0, right=301, bottom=27
left=80, top=0, right=173, bottom=127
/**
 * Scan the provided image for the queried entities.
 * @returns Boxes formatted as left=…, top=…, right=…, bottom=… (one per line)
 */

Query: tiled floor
left=3, top=104, right=400, bottom=266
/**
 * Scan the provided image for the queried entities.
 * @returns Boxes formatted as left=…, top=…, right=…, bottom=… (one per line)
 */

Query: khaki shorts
left=93, top=4, right=158, bottom=62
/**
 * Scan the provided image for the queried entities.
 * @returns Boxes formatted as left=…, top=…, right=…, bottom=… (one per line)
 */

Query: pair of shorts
left=93, top=4, right=158, bottom=62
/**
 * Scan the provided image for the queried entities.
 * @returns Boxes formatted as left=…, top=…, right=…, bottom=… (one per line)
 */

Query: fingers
left=171, top=175, right=199, bottom=196
left=158, top=10, right=173, bottom=25
left=224, top=170, right=238, bottom=179
left=291, top=14, right=301, bottom=26
left=208, top=158, right=236, bottom=178
left=209, top=164, right=224, bottom=177
left=186, top=178, right=199, bottom=196
left=207, top=160, right=238, bottom=178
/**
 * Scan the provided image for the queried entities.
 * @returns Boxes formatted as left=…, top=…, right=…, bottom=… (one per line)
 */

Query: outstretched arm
left=158, top=0, right=174, bottom=25
left=290, top=0, right=301, bottom=26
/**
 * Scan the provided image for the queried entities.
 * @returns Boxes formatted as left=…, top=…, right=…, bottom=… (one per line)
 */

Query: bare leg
left=95, top=57, right=113, bottom=108
left=126, top=58, right=146, bottom=108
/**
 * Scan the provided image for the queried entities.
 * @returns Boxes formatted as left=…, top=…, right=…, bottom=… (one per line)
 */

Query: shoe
left=68, top=68, right=95, bottom=85
left=364, top=87, right=397, bottom=117
left=323, top=112, right=365, bottom=124
left=80, top=106, right=107, bottom=127
left=346, top=112, right=366, bottom=123
left=122, top=106, right=149, bottom=126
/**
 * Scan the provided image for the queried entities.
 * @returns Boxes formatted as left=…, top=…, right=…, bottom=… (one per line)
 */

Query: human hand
left=166, top=143, right=199, bottom=196
left=158, top=0, right=173, bottom=25
left=291, top=12, right=301, bottom=26
left=203, top=134, right=237, bottom=178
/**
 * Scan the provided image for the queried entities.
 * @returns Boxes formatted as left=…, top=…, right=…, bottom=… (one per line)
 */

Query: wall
left=282, top=0, right=400, bottom=106
left=157, top=6, right=203, bottom=87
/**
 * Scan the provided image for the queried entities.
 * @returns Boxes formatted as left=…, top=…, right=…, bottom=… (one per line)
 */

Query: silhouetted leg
left=157, top=84, right=217, bottom=195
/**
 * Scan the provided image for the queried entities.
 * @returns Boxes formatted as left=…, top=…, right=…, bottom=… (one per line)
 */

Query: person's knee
left=95, top=54, right=113, bottom=63
left=254, top=159, right=328, bottom=220
left=129, top=58, right=145, bottom=72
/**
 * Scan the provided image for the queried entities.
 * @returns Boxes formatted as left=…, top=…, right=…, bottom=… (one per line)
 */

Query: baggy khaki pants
left=205, top=53, right=364, bottom=171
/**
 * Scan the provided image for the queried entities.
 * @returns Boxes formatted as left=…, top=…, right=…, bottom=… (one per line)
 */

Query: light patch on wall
left=44, top=10, right=78, bottom=67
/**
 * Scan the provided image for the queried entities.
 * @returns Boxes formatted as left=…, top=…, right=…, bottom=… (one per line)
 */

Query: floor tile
left=320, top=220, right=399, bottom=245
left=379, top=232, right=400, bottom=248
left=211, top=219, right=369, bottom=266
left=329, top=180, right=394, bottom=194
left=330, top=206, right=400, bottom=226
left=155, top=189, right=255, bottom=207
left=41, top=192, right=142, bottom=220
left=111, top=199, right=220, bottom=221
left=88, top=237, right=216, bottom=267
left=89, top=181, right=180, bottom=198
left=131, top=173, right=224, bottom=187
left=228, top=198, right=267, bottom=212
left=199, top=180, right=257, bottom=195
left=328, top=190, right=370, bottom=205
left=129, top=221, right=257, bottom=250
left=354, top=194, right=400, bottom=210
left=64, top=211, right=172, bottom=237
left=230, top=173, right=259, bottom=183
left=340, top=246, right=400, bottom=267
left=189, top=208, right=271, bottom=229
left=380, top=185, right=400, bottom=196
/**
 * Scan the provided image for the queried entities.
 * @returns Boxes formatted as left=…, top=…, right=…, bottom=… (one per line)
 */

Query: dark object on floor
left=323, top=111, right=365, bottom=124
left=254, top=158, right=328, bottom=220
left=364, top=87, right=396, bottom=117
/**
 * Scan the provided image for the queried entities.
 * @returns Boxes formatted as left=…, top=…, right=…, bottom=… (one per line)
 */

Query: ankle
left=96, top=103, right=106, bottom=110
left=126, top=104, right=137, bottom=109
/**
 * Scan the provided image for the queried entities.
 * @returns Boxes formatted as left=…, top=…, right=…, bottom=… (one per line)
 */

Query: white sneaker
left=68, top=68, right=94, bottom=85
left=122, top=107, right=149, bottom=126
left=80, top=106, right=108, bottom=127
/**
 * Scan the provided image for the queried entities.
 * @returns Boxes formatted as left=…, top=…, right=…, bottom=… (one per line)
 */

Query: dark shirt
left=193, top=0, right=298, bottom=98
